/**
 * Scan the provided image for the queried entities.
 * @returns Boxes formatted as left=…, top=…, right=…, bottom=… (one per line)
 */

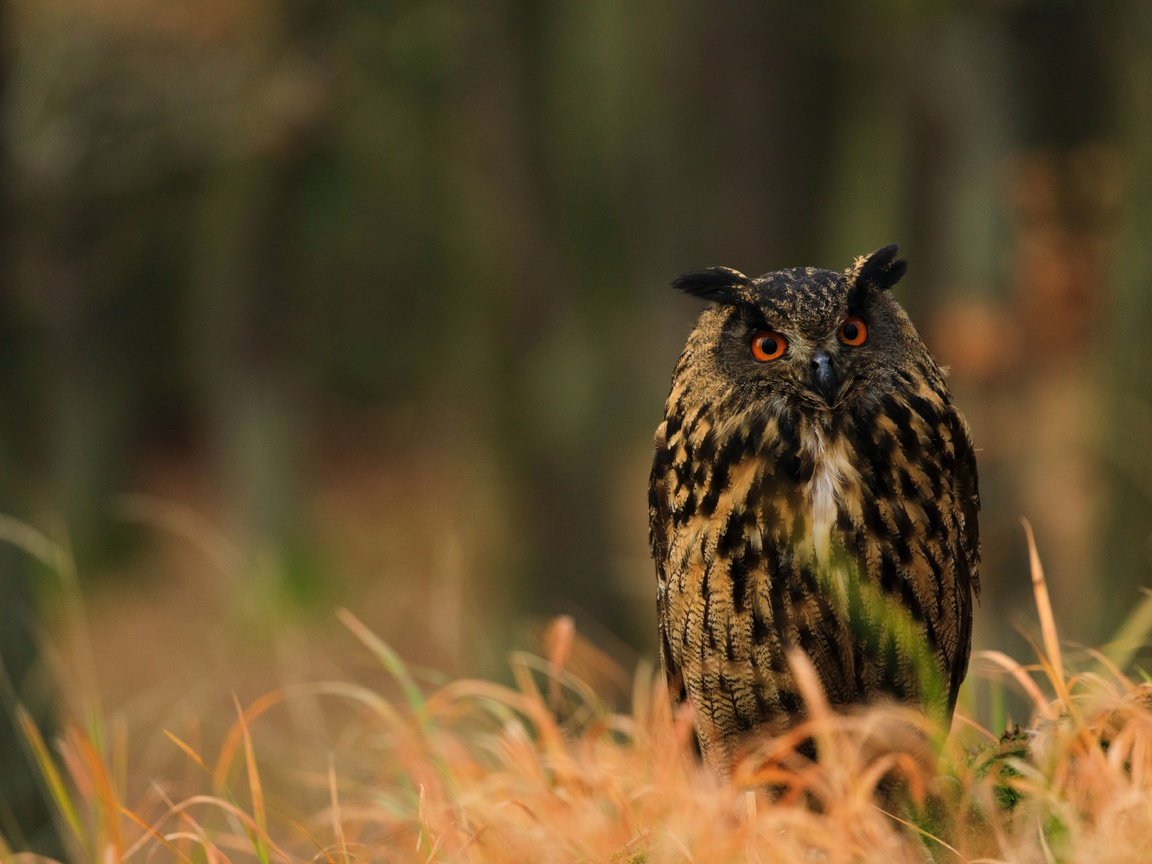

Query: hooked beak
left=808, top=350, right=838, bottom=404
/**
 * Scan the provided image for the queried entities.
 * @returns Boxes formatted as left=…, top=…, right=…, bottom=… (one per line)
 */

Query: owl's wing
left=655, top=583, right=688, bottom=710
left=649, top=422, right=688, bottom=709
left=954, top=415, right=981, bottom=599
left=947, top=410, right=982, bottom=710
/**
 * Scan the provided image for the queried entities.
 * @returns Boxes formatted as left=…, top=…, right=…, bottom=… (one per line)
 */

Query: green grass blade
left=16, top=705, right=87, bottom=856
left=337, top=608, right=427, bottom=723
left=1099, top=587, right=1152, bottom=674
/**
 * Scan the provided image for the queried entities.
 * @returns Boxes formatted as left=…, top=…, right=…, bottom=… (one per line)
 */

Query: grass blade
left=1022, top=520, right=1069, bottom=709
left=16, top=706, right=87, bottom=856
left=1099, top=588, right=1152, bottom=674
left=235, top=695, right=271, bottom=864
left=337, top=608, right=427, bottom=723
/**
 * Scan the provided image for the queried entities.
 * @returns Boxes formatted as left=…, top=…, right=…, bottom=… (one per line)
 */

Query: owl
left=649, top=245, right=980, bottom=775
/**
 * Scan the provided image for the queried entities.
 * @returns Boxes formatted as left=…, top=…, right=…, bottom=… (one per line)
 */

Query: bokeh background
left=3, top=0, right=1152, bottom=853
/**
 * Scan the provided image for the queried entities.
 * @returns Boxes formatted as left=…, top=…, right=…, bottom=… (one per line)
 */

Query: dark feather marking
left=754, top=686, right=775, bottom=720
left=676, top=493, right=696, bottom=524
left=719, top=428, right=748, bottom=465
left=691, top=462, right=707, bottom=489
left=880, top=552, right=900, bottom=594
left=700, top=486, right=720, bottom=518
left=778, top=689, right=802, bottom=717
left=717, top=511, right=743, bottom=558
left=899, top=575, right=926, bottom=624
left=780, top=450, right=804, bottom=483
left=660, top=619, right=687, bottom=703
left=697, top=429, right=716, bottom=462
left=893, top=507, right=915, bottom=545
left=752, top=598, right=771, bottom=643
left=922, top=499, right=943, bottom=535
left=898, top=466, right=918, bottom=498
left=907, top=393, right=940, bottom=427
left=777, top=411, right=797, bottom=449
left=708, top=458, right=731, bottom=502
left=729, top=552, right=750, bottom=615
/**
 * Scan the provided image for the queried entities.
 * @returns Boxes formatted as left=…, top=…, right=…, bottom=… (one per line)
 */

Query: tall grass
left=4, top=520, right=1152, bottom=863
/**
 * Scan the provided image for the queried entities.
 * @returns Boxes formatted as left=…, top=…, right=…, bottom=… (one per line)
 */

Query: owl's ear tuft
left=671, top=267, right=751, bottom=304
left=851, top=244, right=907, bottom=292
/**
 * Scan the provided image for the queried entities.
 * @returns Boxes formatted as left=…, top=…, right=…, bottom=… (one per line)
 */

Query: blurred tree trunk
left=1103, top=2, right=1152, bottom=641
left=187, top=2, right=337, bottom=617
left=0, top=0, right=60, bottom=853
left=448, top=1, right=615, bottom=643
left=187, top=147, right=319, bottom=615
left=680, top=2, right=842, bottom=268
left=1001, top=2, right=1118, bottom=646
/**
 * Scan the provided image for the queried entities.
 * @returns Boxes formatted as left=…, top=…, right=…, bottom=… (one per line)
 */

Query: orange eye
left=838, top=316, right=868, bottom=347
left=750, top=331, right=787, bottom=362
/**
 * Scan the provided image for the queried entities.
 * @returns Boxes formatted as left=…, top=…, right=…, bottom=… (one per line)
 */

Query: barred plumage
left=649, top=245, right=980, bottom=774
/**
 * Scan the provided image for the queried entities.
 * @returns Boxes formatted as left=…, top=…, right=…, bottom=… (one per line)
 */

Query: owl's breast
left=800, top=422, right=860, bottom=569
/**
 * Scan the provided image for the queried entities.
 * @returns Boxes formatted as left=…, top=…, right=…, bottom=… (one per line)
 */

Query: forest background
left=2, top=1, right=1152, bottom=855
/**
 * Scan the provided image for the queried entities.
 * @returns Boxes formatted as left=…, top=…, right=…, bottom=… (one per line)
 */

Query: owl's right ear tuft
left=853, top=244, right=907, bottom=291
left=671, top=267, right=751, bottom=304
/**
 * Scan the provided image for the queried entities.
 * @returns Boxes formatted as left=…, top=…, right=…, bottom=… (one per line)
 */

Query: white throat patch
left=803, top=424, right=854, bottom=571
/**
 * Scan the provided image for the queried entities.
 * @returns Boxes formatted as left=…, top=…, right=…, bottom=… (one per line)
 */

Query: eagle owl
left=649, top=245, right=980, bottom=774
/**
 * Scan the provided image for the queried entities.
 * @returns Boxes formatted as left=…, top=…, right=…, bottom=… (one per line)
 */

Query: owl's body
left=649, top=246, right=979, bottom=774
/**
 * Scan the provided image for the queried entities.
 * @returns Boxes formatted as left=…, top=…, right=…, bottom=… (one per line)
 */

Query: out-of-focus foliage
left=4, top=1, right=1152, bottom=856
left=2, top=0, right=1151, bottom=672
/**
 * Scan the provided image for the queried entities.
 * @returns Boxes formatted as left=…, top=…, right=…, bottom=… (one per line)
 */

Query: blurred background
left=3, top=0, right=1152, bottom=853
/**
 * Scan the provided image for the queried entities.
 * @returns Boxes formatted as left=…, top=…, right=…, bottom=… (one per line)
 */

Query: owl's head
left=671, top=245, right=928, bottom=416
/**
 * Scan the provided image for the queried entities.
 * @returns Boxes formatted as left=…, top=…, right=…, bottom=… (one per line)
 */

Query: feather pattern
left=650, top=246, right=980, bottom=775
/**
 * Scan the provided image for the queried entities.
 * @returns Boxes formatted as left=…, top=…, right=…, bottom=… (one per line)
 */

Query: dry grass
left=5, top=521, right=1152, bottom=863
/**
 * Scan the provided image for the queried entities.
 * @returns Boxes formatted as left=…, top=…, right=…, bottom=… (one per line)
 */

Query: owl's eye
left=838, top=316, right=868, bottom=347
left=750, top=331, right=788, bottom=362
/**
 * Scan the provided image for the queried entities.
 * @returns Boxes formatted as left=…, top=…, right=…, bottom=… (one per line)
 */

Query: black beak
left=809, top=350, right=838, bottom=403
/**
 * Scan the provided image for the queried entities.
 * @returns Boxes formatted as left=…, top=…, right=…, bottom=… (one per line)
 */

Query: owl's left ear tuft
left=850, top=244, right=907, bottom=292
left=671, top=267, right=750, bottom=304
